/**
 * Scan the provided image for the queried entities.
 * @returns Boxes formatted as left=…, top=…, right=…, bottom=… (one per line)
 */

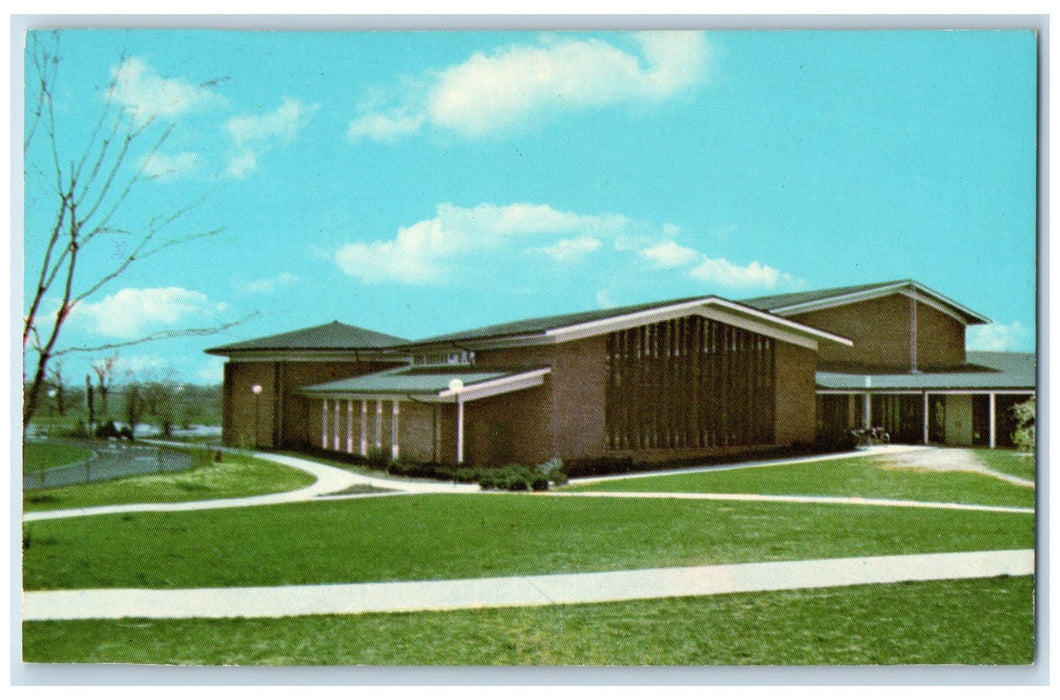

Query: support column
left=923, top=392, right=930, bottom=444
left=863, top=393, right=872, bottom=429
left=321, top=399, right=328, bottom=449
left=910, top=290, right=918, bottom=373
left=375, top=400, right=383, bottom=449
left=346, top=400, right=354, bottom=453
left=432, top=404, right=440, bottom=463
left=456, top=396, right=465, bottom=464
left=989, top=393, right=997, bottom=449
left=334, top=400, right=341, bottom=451
left=391, top=401, right=400, bottom=460
left=360, top=400, right=368, bottom=456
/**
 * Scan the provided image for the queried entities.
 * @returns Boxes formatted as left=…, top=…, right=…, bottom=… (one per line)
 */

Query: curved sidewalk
left=545, top=490, right=1034, bottom=514
left=22, top=549, right=1034, bottom=621
left=23, top=449, right=478, bottom=522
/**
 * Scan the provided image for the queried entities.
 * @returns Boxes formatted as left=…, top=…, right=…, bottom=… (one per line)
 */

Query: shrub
left=530, top=474, right=549, bottom=491
left=386, top=458, right=414, bottom=477
left=454, top=467, right=479, bottom=483
left=563, top=456, right=635, bottom=478
left=478, top=470, right=499, bottom=490
left=1012, top=397, right=1035, bottom=453
left=365, top=447, right=392, bottom=470
left=504, top=473, right=530, bottom=491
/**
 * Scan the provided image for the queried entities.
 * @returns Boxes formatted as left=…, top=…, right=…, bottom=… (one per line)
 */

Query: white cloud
left=640, top=240, right=701, bottom=268
left=141, top=151, right=201, bottom=179
left=73, top=287, right=227, bottom=338
left=109, top=57, right=226, bottom=123
left=242, top=272, right=298, bottom=294
left=689, top=257, right=797, bottom=289
left=348, top=32, right=708, bottom=141
left=334, top=202, right=799, bottom=293
left=347, top=112, right=425, bottom=142
left=534, top=237, right=602, bottom=262
left=967, top=321, right=1034, bottom=351
left=335, top=203, right=628, bottom=284
left=225, top=98, right=318, bottom=178
left=596, top=289, right=617, bottom=309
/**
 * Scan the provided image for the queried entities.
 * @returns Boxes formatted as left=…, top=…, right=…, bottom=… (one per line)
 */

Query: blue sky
left=21, top=28, right=1038, bottom=385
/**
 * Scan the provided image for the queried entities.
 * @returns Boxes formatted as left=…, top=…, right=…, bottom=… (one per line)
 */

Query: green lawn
left=22, top=452, right=317, bottom=512
left=566, top=454, right=1034, bottom=508
left=22, top=493, right=1034, bottom=591
left=22, top=575, right=1034, bottom=665
left=976, top=449, right=1037, bottom=482
left=22, top=442, right=93, bottom=473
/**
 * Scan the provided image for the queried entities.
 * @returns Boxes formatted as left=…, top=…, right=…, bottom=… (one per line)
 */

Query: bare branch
left=50, top=314, right=259, bottom=357
left=22, top=36, right=235, bottom=435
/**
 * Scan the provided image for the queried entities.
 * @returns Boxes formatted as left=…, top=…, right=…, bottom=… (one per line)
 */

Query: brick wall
left=789, top=293, right=966, bottom=370
left=474, top=336, right=608, bottom=464
left=774, top=341, right=817, bottom=445
left=221, top=359, right=401, bottom=448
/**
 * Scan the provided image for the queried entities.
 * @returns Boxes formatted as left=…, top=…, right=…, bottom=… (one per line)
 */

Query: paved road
left=22, top=549, right=1034, bottom=621
left=23, top=441, right=193, bottom=491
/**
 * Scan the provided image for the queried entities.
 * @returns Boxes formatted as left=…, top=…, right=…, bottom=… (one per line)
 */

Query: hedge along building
left=207, top=296, right=853, bottom=465
left=741, top=280, right=1036, bottom=448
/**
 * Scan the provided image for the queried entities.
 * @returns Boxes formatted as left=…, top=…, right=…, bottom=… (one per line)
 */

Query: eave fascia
left=543, top=297, right=852, bottom=350
left=767, top=281, right=991, bottom=326
left=435, top=367, right=552, bottom=402
left=301, top=367, right=552, bottom=404
left=817, top=388, right=1035, bottom=394
left=208, top=349, right=413, bottom=363
left=398, top=333, right=557, bottom=354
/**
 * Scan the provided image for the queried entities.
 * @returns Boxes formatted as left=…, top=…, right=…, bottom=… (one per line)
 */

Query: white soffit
left=544, top=298, right=851, bottom=350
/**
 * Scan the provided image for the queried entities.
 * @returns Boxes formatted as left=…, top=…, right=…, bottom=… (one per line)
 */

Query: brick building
left=206, top=280, right=1035, bottom=465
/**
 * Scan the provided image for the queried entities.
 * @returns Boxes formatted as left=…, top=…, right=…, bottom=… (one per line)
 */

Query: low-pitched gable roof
left=741, top=279, right=991, bottom=326
left=403, top=295, right=852, bottom=351
left=206, top=321, right=408, bottom=356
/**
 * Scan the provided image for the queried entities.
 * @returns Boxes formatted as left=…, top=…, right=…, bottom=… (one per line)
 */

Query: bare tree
left=44, top=358, right=67, bottom=417
left=22, top=32, right=246, bottom=435
left=91, top=354, right=119, bottom=420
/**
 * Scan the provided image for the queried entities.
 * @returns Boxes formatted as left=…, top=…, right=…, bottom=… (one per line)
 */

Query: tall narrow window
left=605, top=316, right=775, bottom=450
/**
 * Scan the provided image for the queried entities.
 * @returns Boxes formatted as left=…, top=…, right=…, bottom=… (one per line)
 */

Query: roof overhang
left=765, top=281, right=991, bottom=326
left=299, top=367, right=552, bottom=403
left=406, top=297, right=852, bottom=353
left=205, top=349, right=410, bottom=362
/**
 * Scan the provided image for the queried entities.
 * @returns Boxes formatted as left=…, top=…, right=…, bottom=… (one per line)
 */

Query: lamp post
left=251, top=384, right=263, bottom=449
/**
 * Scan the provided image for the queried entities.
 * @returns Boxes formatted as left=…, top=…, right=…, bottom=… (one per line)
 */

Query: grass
left=21, top=575, right=1034, bottom=665
left=975, top=448, right=1037, bottom=482
left=22, top=493, right=1034, bottom=591
left=21, top=442, right=93, bottom=473
left=566, top=454, right=1035, bottom=508
left=22, top=451, right=317, bottom=512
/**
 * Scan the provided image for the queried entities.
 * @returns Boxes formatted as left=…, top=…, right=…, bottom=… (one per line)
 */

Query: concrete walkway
left=23, top=448, right=478, bottom=522
left=22, top=549, right=1034, bottom=621
left=545, top=490, right=1035, bottom=514
left=568, top=444, right=932, bottom=487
